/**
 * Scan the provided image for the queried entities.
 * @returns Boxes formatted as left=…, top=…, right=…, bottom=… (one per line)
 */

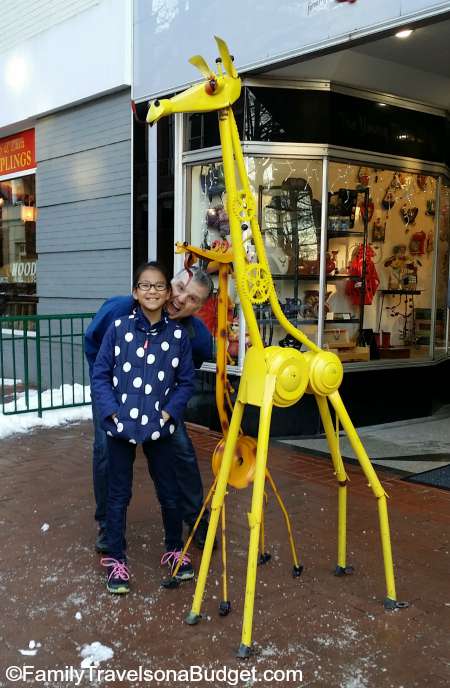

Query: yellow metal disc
left=211, top=435, right=257, bottom=489
left=303, top=350, right=344, bottom=396
left=264, top=346, right=309, bottom=407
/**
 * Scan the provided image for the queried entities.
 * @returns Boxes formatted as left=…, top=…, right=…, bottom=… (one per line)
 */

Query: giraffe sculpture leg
left=315, top=394, right=351, bottom=574
left=328, top=390, right=398, bottom=606
left=186, top=398, right=245, bottom=624
left=238, top=374, right=276, bottom=657
left=265, top=469, right=303, bottom=576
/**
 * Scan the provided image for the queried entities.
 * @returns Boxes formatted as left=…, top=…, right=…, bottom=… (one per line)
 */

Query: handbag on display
left=266, top=245, right=290, bottom=275
left=206, top=205, right=230, bottom=237
left=200, top=163, right=226, bottom=201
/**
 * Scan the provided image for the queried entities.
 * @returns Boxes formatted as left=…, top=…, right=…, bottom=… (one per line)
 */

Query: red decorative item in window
left=345, top=244, right=380, bottom=305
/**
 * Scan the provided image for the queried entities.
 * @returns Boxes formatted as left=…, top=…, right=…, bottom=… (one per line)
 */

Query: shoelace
left=160, top=550, right=191, bottom=572
left=101, top=557, right=130, bottom=581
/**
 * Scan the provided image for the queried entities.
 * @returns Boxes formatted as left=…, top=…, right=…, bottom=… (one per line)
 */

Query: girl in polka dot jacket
left=91, top=261, right=196, bottom=594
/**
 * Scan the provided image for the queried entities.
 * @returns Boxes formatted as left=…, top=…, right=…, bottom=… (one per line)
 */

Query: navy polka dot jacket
left=91, top=307, right=195, bottom=444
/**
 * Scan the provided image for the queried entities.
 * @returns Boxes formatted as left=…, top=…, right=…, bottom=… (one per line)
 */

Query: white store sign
left=133, top=0, right=450, bottom=100
left=10, top=261, right=36, bottom=282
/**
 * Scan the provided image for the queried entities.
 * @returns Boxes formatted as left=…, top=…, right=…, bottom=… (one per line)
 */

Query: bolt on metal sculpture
left=147, top=37, right=407, bottom=658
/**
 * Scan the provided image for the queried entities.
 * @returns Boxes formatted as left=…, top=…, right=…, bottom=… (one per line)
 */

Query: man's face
left=167, top=270, right=209, bottom=319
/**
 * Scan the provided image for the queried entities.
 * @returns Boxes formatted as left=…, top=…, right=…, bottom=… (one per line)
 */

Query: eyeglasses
left=137, top=282, right=168, bottom=292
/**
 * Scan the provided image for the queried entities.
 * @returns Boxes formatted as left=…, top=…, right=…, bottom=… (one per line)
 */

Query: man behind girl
left=91, top=261, right=196, bottom=593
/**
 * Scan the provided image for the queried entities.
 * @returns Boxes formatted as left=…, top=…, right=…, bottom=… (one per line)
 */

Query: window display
left=187, top=154, right=444, bottom=367
left=0, top=173, right=37, bottom=316
left=433, top=178, right=450, bottom=356
left=327, top=162, right=437, bottom=361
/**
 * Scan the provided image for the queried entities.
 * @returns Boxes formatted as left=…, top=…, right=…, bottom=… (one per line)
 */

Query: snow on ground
left=80, top=641, right=114, bottom=668
left=0, top=384, right=92, bottom=439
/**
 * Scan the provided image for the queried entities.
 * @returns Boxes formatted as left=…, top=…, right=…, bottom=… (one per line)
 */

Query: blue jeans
left=92, top=397, right=108, bottom=528
left=92, top=403, right=206, bottom=530
left=106, top=435, right=183, bottom=561
left=158, top=421, right=207, bottom=527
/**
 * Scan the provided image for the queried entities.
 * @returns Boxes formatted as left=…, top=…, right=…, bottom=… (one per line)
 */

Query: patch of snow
left=1, top=378, right=22, bottom=385
left=41, top=523, right=49, bottom=533
left=80, top=641, right=113, bottom=668
left=75, top=612, right=82, bottom=621
left=0, top=384, right=92, bottom=439
left=19, top=641, right=41, bottom=656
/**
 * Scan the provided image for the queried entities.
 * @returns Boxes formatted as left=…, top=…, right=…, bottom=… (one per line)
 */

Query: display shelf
left=255, top=316, right=319, bottom=325
left=328, top=231, right=365, bottom=238
left=258, top=184, right=369, bottom=347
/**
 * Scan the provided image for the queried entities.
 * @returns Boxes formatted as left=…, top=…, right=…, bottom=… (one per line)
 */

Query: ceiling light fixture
left=395, top=29, right=413, bottom=39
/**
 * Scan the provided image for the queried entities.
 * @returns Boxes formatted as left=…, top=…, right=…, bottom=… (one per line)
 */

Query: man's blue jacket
left=85, top=295, right=213, bottom=373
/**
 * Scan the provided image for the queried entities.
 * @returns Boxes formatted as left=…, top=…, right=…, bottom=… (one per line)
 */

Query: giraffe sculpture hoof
left=161, top=576, right=180, bottom=588
left=384, top=597, right=409, bottom=610
left=334, top=565, right=354, bottom=576
left=258, top=552, right=271, bottom=565
left=185, top=611, right=202, bottom=625
left=237, top=643, right=252, bottom=659
left=219, top=600, right=232, bottom=616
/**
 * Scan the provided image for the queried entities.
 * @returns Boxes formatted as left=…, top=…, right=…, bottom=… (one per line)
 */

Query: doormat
left=404, top=463, right=450, bottom=490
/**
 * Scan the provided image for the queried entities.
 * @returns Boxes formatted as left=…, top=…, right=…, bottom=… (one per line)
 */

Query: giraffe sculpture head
left=147, top=37, right=242, bottom=126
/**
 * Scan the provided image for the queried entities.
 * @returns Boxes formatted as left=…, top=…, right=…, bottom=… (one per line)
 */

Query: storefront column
left=174, top=113, right=185, bottom=275
left=147, top=122, right=158, bottom=260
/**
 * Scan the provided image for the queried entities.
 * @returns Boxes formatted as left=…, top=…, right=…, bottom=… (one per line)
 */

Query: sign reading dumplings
left=0, top=129, right=35, bottom=176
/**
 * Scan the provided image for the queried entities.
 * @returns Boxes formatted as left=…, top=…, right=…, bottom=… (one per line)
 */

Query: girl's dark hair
left=132, top=261, right=172, bottom=289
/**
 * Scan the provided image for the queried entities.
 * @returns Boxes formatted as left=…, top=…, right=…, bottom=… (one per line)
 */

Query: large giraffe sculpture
left=147, top=37, right=407, bottom=657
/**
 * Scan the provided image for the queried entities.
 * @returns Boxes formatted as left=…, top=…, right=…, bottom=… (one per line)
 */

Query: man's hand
left=162, top=410, right=170, bottom=422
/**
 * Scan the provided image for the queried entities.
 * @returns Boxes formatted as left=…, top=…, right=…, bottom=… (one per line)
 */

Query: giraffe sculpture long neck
left=218, top=106, right=321, bottom=354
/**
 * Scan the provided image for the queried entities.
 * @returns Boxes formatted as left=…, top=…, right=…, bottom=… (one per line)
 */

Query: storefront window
left=434, top=178, right=450, bottom=357
left=188, top=157, right=323, bottom=362
left=327, top=162, right=437, bottom=362
left=249, top=156, right=323, bottom=349
left=186, top=150, right=448, bottom=367
left=0, top=173, right=37, bottom=316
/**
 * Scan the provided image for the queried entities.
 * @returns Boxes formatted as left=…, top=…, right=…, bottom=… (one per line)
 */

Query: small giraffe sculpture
left=147, top=37, right=406, bottom=658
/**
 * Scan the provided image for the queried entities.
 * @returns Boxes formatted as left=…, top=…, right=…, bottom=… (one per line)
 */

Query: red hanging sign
left=0, top=129, right=35, bottom=177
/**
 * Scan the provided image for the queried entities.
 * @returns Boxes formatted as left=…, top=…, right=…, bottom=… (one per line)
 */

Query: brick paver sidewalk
left=0, top=421, right=449, bottom=687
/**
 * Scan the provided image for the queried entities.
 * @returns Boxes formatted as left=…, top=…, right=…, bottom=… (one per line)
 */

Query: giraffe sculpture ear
left=214, top=36, right=238, bottom=78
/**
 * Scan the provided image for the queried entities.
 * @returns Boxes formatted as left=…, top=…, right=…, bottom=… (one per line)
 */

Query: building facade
left=0, top=0, right=133, bottom=316
left=2, top=0, right=450, bottom=432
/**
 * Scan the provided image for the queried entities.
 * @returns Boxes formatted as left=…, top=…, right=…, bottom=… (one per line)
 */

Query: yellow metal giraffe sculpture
left=147, top=37, right=407, bottom=658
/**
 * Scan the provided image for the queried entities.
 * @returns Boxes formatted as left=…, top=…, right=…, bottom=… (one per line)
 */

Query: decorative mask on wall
left=382, top=188, right=396, bottom=210
left=400, top=204, right=418, bottom=229
left=416, top=174, right=428, bottom=191
left=371, top=217, right=386, bottom=243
